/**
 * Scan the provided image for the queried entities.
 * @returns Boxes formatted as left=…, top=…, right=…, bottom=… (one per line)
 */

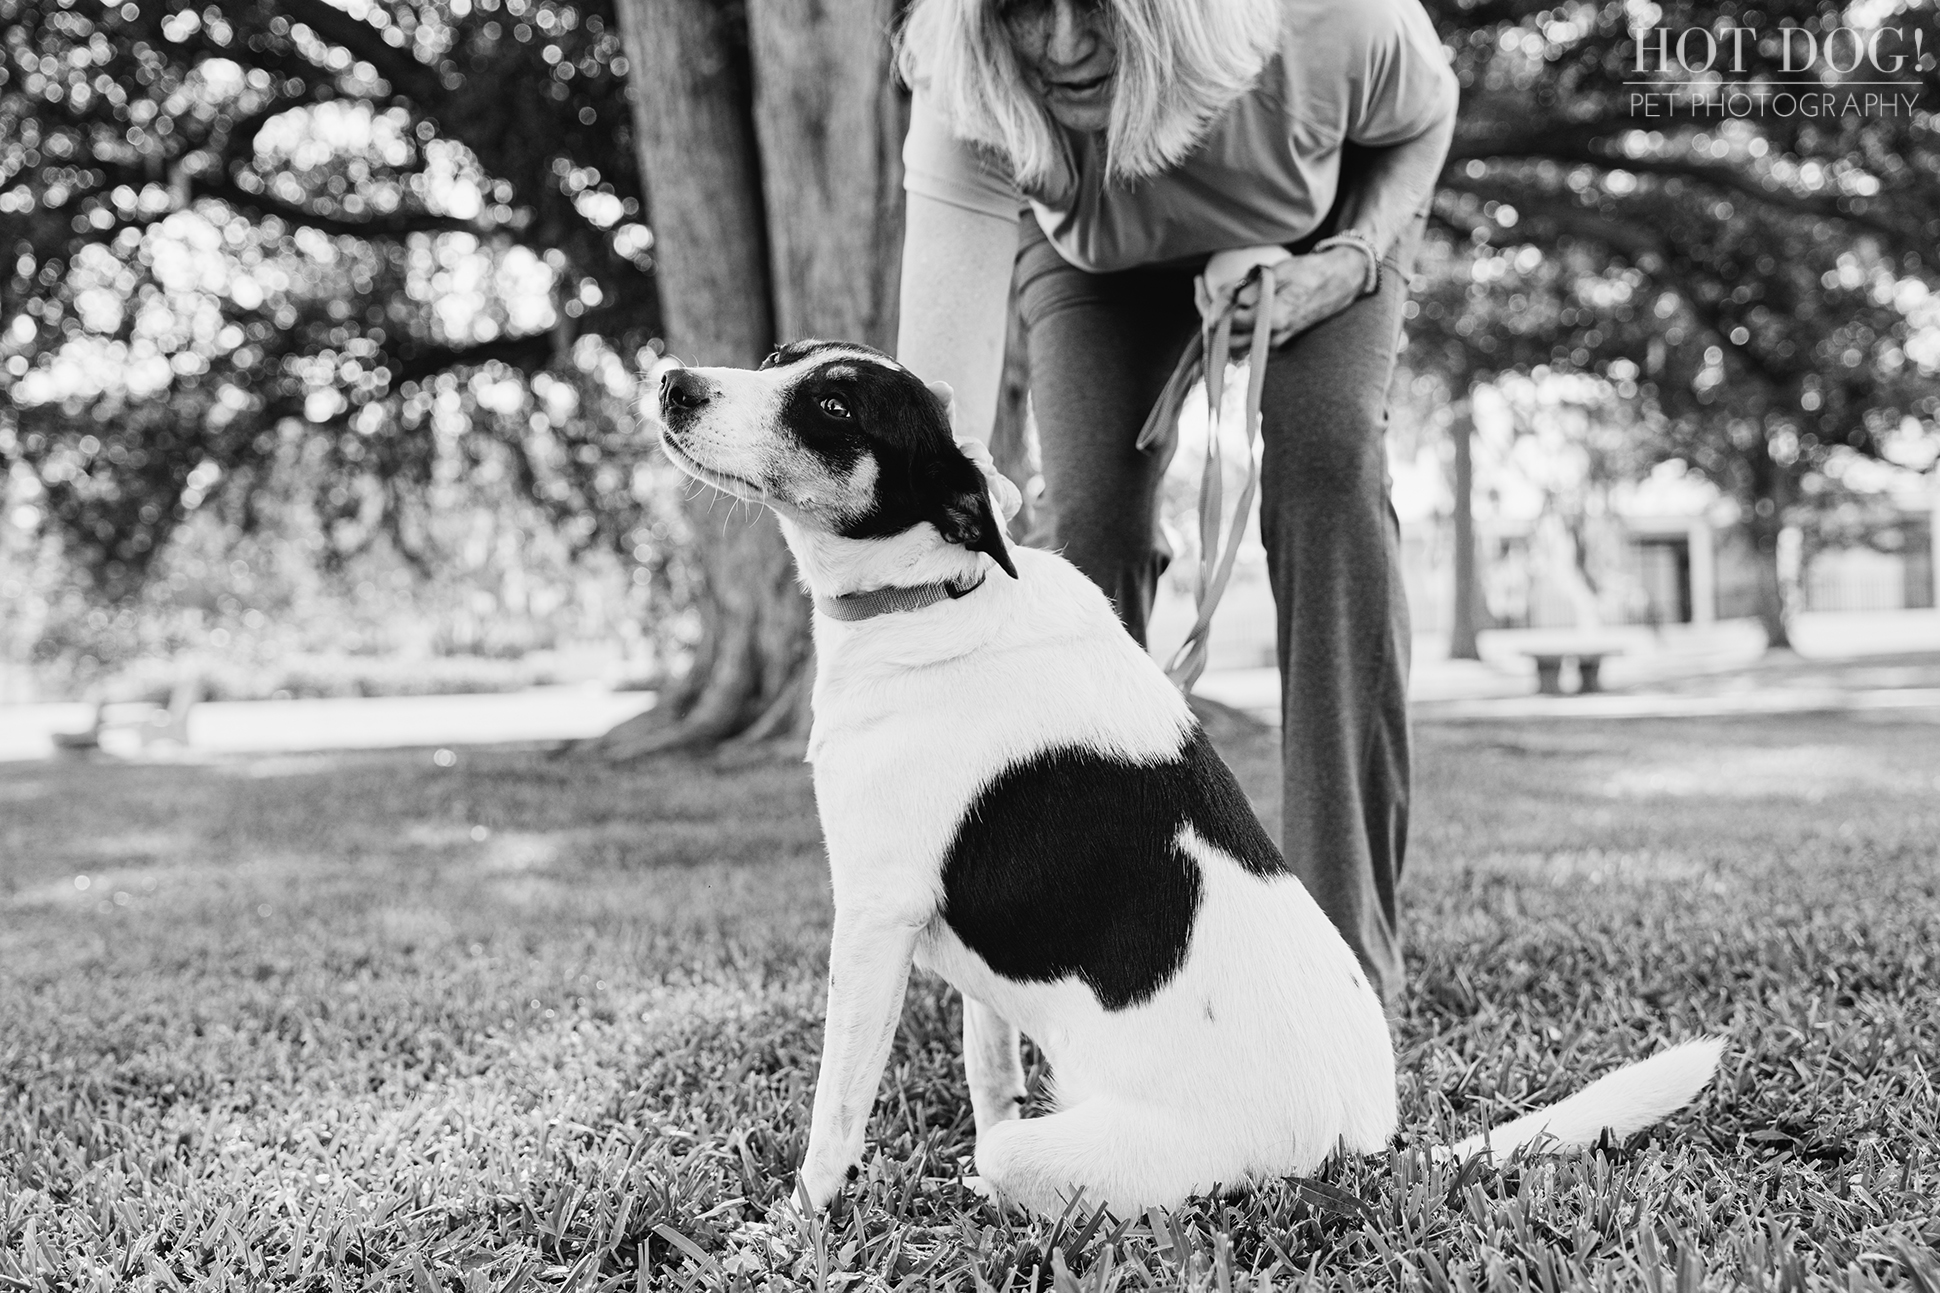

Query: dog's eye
left=819, top=395, right=852, bottom=420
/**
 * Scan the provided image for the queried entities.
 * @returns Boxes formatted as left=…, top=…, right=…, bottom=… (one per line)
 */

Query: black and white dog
left=652, top=339, right=1723, bottom=1219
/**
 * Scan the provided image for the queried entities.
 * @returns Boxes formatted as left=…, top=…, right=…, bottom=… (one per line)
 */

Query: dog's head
left=651, top=340, right=1016, bottom=579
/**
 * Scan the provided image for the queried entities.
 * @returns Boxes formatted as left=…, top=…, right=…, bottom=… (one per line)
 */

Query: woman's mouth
left=1046, top=69, right=1111, bottom=98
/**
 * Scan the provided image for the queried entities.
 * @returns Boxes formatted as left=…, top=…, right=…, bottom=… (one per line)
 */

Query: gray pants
left=1012, top=206, right=1422, bottom=1005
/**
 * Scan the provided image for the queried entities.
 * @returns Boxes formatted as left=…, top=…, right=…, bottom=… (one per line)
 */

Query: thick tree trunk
left=1448, top=397, right=1483, bottom=660
left=747, top=0, right=908, bottom=347
left=602, top=0, right=906, bottom=756
left=615, top=0, right=771, bottom=367
left=601, top=0, right=792, bottom=757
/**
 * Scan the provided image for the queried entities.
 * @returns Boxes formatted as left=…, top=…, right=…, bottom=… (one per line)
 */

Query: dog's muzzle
left=660, top=367, right=711, bottom=416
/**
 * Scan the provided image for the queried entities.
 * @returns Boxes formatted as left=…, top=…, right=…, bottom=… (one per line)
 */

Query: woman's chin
left=1045, top=97, right=1111, bottom=133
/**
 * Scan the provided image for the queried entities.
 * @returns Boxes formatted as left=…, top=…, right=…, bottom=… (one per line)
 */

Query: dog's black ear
left=934, top=459, right=1019, bottom=579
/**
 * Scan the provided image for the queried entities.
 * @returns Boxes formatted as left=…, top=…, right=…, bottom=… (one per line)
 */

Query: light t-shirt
left=902, top=0, right=1458, bottom=272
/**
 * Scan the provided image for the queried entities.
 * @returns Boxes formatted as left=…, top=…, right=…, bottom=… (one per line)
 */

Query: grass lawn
left=2, top=713, right=1937, bottom=1290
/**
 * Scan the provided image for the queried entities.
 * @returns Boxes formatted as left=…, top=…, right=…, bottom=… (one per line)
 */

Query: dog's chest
left=805, top=636, right=1185, bottom=885
left=806, top=689, right=1013, bottom=895
left=812, top=682, right=1289, bottom=1016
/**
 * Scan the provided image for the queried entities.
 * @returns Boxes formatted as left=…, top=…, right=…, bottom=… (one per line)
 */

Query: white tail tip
left=1444, top=1037, right=1726, bottom=1162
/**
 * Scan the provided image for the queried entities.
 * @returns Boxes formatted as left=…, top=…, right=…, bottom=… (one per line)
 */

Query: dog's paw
left=793, top=1158, right=861, bottom=1214
left=957, top=1166, right=1016, bottom=1215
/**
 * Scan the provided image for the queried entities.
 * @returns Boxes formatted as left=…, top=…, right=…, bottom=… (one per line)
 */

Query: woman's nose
left=1045, top=0, right=1092, bottom=65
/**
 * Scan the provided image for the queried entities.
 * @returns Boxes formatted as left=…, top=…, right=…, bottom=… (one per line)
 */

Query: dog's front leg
left=963, top=994, right=1027, bottom=1136
left=795, top=910, right=920, bottom=1211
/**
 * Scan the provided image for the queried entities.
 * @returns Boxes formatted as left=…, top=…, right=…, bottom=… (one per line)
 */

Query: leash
left=1136, top=258, right=1280, bottom=693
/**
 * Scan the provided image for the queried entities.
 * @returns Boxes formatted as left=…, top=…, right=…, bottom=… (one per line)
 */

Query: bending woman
left=893, top=0, right=1458, bottom=1005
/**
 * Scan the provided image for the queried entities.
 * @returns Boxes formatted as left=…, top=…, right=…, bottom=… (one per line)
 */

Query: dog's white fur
left=654, top=349, right=1723, bottom=1219
left=799, top=538, right=1407, bottom=1215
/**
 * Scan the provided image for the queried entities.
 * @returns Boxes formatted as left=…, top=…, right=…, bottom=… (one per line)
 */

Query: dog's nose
left=661, top=368, right=711, bottom=412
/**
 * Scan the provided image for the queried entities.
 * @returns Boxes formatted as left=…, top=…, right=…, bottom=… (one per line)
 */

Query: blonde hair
left=897, top=0, right=1284, bottom=205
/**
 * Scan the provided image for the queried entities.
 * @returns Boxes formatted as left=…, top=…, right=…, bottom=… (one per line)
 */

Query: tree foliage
left=6, top=0, right=1938, bottom=669
left=1, top=0, right=661, bottom=609
left=1414, top=0, right=1940, bottom=640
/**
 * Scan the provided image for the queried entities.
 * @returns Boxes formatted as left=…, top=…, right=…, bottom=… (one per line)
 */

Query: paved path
left=5, top=613, right=1938, bottom=762
left=1412, top=686, right=1940, bottom=722
left=0, top=687, right=655, bottom=763
left=1197, top=614, right=1940, bottom=724
left=1195, top=665, right=1940, bottom=724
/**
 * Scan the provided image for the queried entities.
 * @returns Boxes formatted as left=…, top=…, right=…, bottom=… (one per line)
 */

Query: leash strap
left=1137, top=264, right=1276, bottom=693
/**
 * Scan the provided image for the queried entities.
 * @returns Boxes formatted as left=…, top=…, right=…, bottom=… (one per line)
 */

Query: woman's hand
left=1209, top=246, right=1369, bottom=355
left=929, top=380, right=1024, bottom=523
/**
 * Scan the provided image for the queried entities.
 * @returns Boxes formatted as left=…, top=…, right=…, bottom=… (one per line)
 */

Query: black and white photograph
left=2, top=0, right=1937, bottom=1286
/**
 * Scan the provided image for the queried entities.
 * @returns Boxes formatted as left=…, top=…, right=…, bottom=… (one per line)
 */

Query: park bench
left=50, top=679, right=199, bottom=755
left=1523, top=646, right=1622, bottom=696
left=137, top=678, right=199, bottom=749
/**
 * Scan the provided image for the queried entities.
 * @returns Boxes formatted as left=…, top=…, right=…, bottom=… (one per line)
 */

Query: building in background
left=1394, top=439, right=1940, bottom=636
left=1151, top=404, right=1939, bottom=672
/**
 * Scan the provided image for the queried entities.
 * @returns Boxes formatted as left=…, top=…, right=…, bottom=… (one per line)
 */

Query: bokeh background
left=2, top=0, right=1936, bottom=754
left=3, top=3, right=1939, bottom=1288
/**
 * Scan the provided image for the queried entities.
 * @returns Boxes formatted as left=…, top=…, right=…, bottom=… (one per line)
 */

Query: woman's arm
left=895, top=191, right=1021, bottom=446
left=1333, top=108, right=1457, bottom=264
left=1231, top=109, right=1457, bottom=351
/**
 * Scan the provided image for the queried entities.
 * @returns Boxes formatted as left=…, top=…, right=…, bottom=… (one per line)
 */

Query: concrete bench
left=1523, top=649, right=1621, bottom=696
left=137, top=678, right=198, bottom=749
left=52, top=680, right=200, bottom=756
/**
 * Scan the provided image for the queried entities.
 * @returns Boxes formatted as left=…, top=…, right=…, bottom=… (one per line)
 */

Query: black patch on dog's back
left=940, top=727, right=1287, bottom=1011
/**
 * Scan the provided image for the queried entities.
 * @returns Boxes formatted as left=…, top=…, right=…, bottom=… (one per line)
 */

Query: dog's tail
left=1442, top=1037, right=1726, bottom=1162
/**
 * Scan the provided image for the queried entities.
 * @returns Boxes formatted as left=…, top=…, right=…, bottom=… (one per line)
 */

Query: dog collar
left=814, top=573, right=986, bottom=622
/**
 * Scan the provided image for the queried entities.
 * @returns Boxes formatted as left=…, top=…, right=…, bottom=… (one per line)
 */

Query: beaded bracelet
left=1314, top=230, right=1382, bottom=298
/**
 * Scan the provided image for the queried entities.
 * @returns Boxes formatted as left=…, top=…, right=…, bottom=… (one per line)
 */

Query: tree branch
left=1418, top=0, right=1553, bottom=28
left=267, top=0, right=448, bottom=104
left=194, top=173, right=486, bottom=238
left=1440, top=176, right=1671, bottom=265
left=387, top=332, right=558, bottom=386
left=1452, top=135, right=1928, bottom=259
left=1452, top=104, right=1726, bottom=160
